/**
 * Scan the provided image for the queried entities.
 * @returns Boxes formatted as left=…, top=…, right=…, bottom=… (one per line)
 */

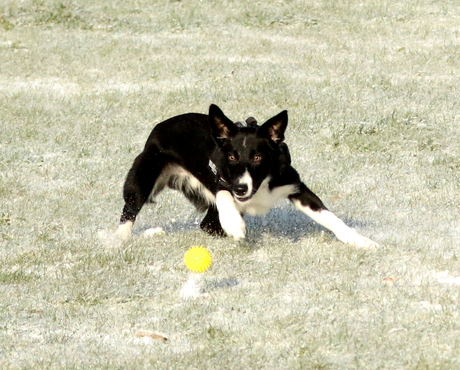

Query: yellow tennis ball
left=184, top=246, right=212, bottom=273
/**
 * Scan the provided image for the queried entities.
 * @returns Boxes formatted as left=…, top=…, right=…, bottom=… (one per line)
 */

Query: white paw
left=343, top=231, right=379, bottom=249
left=216, top=190, right=246, bottom=240
left=220, top=212, right=246, bottom=240
left=143, top=227, right=164, bottom=236
left=220, top=211, right=246, bottom=240
left=116, top=221, right=133, bottom=240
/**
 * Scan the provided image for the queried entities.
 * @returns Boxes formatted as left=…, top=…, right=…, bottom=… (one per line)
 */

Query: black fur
left=119, top=104, right=327, bottom=237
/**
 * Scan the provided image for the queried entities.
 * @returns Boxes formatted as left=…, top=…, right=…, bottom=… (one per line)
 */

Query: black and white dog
left=117, top=104, right=378, bottom=248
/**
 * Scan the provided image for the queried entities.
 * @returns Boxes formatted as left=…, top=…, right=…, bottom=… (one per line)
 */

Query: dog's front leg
left=290, top=186, right=379, bottom=249
left=216, top=190, right=246, bottom=240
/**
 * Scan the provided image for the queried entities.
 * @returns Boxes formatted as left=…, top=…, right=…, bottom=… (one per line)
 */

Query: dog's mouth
left=234, top=189, right=257, bottom=202
left=235, top=195, right=253, bottom=203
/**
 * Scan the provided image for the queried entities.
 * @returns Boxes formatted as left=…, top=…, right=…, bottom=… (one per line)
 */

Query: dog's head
left=209, top=104, right=288, bottom=202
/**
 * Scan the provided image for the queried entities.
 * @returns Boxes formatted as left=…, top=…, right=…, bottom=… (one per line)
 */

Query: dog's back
left=144, top=113, right=215, bottom=164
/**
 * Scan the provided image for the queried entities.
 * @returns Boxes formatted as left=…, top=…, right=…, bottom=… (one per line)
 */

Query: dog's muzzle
left=234, top=184, right=253, bottom=202
left=235, top=184, right=248, bottom=197
left=233, top=169, right=254, bottom=202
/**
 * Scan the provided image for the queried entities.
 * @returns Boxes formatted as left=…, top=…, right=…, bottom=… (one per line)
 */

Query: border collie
left=117, top=104, right=378, bottom=249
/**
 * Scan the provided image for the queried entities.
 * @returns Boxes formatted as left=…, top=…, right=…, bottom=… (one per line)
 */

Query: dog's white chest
left=236, top=180, right=297, bottom=216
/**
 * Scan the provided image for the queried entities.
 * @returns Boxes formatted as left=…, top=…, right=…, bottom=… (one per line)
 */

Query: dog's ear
left=258, top=110, right=288, bottom=143
left=209, top=104, right=237, bottom=141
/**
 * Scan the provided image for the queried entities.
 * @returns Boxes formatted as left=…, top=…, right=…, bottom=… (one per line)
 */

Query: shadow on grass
left=202, top=277, right=239, bottom=293
left=136, top=204, right=376, bottom=248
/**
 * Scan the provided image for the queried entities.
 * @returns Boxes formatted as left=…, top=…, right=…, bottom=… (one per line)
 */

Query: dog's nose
left=235, top=184, right=248, bottom=197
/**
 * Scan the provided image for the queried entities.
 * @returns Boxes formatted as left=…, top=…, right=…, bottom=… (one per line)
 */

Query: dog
left=116, top=104, right=378, bottom=249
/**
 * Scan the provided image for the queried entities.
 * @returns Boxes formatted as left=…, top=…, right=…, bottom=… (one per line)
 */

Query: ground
left=1, top=0, right=460, bottom=368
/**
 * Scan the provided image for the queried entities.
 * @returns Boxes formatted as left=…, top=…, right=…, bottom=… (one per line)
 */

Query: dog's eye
left=228, top=154, right=236, bottom=162
left=253, top=155, right=262, bottom=163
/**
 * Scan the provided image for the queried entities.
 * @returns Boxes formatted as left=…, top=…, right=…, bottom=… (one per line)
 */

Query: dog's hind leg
left=117, top=148, right=166, bottom=239
left=200, top=206, right=225, bottom=237
left=289, top=183, right=379, bottom=249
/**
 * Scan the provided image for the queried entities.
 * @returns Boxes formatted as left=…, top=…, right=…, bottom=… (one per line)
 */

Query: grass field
left=1, top=0, right=460, bottom=368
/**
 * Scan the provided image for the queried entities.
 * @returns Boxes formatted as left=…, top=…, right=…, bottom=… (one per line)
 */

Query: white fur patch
left=216, top=190, right=246, bottom=240
left=292, top=200, right=379, bottom=249
left=116, top=221, right=133, bottom=240
left=237, top=170, right=253, bottom=198
left=143, top=227, right=164, bottom=236
left=151, top=164, right=216, bottom=206
left=236, top=177, right=297, bottom=216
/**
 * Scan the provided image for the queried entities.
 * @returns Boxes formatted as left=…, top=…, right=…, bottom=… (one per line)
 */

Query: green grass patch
left=0, top=269, right=36, bottom=284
